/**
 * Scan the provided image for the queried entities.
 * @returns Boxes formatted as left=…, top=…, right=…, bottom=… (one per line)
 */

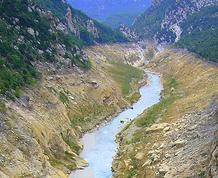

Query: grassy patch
left=0, top=101, right=6, bottom=113
left=70, top=101, right=116, bottom=128
left=59, top=91, right=69, bottom=105
left=144, top=49, right=155, bottom=60
left=108, top=62, right=143, bottom=96
left=127, top=156, right=138, bottom=178
left=127, top=169, right=137, bottom=178
left=135, top=96, right=175, bottom=127
left=126, top=91, right=141, bottom=104
left=48, top=155, right=76, bottom=170
left=49, top=157, right=63, bottom=167
left=61, top=133, right=81, bottom=154
left=123, top=120, right=134, bottom=132
left=67, top=142, right=81, bottom=154
left=135, top=77, right=178, bottom=127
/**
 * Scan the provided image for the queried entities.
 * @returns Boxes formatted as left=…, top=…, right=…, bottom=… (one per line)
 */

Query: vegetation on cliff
left=133, top=0, right=175, bottom=39
left=108, top=62, right=143, bottom=96
left=0, top=0, right=127, bottom=96
left=132, top=0, right=218, bottom=62
left=135, top=77, right=177, bottom=128
left=35, top=0, right=127, bottom=44
left=176, top=5, right=218, bottom=63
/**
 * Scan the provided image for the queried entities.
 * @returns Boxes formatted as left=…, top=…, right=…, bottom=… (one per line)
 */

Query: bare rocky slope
left=112, top=48, right=218, bottom=178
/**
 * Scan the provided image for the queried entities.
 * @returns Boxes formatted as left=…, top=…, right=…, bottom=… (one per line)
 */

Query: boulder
left=27, top=27, right=35, bottom=36
left=20, top=95, right=30, bottom=107
left=145, top=123, right=169, bottom=133
left=163, top=126, right=170, bottom=132
left=172, top=139, right=187, bottom=148
left=142, top=159, right=152, bottom=167
left=76, top=159, right=88, bottom=169
left=158, top=165, right=169, bottom=177
left=135, top=152, right=145, bottom=160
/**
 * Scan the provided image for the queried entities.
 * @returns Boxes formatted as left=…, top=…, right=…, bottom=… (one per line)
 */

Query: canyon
left=0, top=0, right=218, bottom=178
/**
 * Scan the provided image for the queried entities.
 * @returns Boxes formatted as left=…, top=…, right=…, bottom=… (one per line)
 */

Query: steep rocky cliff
left=35, top=0, right=127, bottom=44
left=176, top=4, right=218, bottom=62
left=133, top=0, right=218, bottom=43
left=133, top=0, right=218, bottom=62
left=0, top=0, right=128, bottom=96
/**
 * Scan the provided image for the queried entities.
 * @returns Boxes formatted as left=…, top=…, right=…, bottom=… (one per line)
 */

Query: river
left=70, top=71, right=162, bottom=178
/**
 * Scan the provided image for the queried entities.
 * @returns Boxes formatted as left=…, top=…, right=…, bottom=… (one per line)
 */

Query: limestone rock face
left=65, top=7, right=80, bottom=37
left=157, top=0, right=218, bottom=43
left=119, top=24, right=138, bottom=41
left=134, top=0, right=218, bottom=43
left=86, top=19, right=99, bottom=38
left=27, top=27, right=35, bottom=36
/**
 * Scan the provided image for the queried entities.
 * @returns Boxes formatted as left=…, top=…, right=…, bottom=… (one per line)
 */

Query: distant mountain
left=67, top=0, right=151, bottom=27
left=103, top=12, right=139, bottom=29
left=132, top=0, right=218, bottom=62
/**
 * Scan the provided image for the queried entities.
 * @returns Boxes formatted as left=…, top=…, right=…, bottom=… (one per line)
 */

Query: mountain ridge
left=67, top=0, right=151, bottom=27
left=132, top=0, right=218, bottom=62
left=0, top=0, right=127, bottom=96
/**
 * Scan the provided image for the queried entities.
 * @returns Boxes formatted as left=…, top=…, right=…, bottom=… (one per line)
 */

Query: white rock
left=145, top=123, right=169, bottom=133
left=135, top=152, right=145, bottom=160
left=27, top=27, right=35, bottom=36
left=173, top=139, right=187, bottom=148
left=142, top=159, right=152, bottom=167
left=163, top=127, right=170, bottom=132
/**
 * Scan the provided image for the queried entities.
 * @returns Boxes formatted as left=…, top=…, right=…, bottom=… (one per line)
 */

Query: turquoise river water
left=70, top=71, right=162, bottom=178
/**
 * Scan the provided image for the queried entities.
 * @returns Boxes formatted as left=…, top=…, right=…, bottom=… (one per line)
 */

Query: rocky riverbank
left=112, top=48, right=218, bottom=178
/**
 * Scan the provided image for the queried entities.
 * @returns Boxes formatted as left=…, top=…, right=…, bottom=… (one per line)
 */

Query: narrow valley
left=0, top=0, right=218, bottom=178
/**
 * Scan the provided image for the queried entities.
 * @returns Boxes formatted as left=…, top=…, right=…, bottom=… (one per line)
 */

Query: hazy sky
left=67, top=0, right=152, bottom=21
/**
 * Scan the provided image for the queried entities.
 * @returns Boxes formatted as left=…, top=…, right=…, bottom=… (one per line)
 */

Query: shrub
left=59, top=91, right=69, bottom=105
left=0, top=101, right=6, bottom=113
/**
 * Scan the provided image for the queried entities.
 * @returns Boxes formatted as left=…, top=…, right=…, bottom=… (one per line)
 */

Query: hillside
left=113, top=48, right=218, bottom=178
left=176, top=4, right=218, bottom=62
left=0, top=0, right=141, bottom=177
left=68, top=0, right=151, bottom=27
left=0, top=0, right=126, bottom=97
left=0, top=41, right=145, bottom=178
left=133, top=0, right=218, bottom=62
left=35, top=0, right=127, bottom=43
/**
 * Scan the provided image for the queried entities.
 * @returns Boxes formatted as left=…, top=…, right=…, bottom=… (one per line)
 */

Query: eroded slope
left=113, top=49, right=218, bottom=178
left=0, top=44, right=145, bottom=178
